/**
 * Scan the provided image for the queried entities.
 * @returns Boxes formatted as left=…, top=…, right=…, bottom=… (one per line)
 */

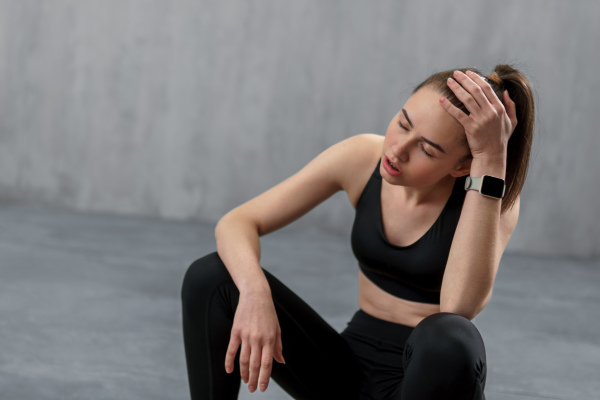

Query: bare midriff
left=358, top=269, right=440, bottom=328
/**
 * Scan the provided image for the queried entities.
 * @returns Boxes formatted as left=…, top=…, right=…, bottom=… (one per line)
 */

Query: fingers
left=258, top=345, right=274, bottom=392
left=247, top=344, right=262, bottom=392
left=274, top=331, right=286, bottom=364
left=224, top=334, right=241, bottom=374
left=239, top=340, right=251, bottom=383
left=447, top=71, right=486, bottom=115
left=443, top=70, right=516, bottom=134
left=465, top=70, right=506, bottom=114
left=439, top=96, right=473, bottom=131
left=228, top=333, right=281, bottom=393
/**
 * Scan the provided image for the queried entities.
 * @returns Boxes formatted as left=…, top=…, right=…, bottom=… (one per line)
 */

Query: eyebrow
left=401, top=108, right=447, bottom=154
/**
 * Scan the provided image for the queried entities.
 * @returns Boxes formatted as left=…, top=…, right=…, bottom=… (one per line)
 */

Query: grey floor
left=0, top=202, right=598, bottom=400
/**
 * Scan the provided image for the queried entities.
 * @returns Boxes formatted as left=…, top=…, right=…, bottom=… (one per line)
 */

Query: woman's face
left=380, top=87, right=471, bottom=188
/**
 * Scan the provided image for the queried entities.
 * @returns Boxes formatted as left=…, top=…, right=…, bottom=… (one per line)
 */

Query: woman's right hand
left=224, top=290, right=286, bottom=393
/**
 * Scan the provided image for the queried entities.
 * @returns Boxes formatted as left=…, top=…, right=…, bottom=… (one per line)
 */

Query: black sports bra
left=350, top=158, right=467, bottom=304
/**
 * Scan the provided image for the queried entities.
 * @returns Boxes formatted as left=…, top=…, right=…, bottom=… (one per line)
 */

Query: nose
left=391, top=138, right=411, bottom=162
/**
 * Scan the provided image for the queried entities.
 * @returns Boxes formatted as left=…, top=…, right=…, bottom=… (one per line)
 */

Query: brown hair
left=413, top=64, right=535, bottom=214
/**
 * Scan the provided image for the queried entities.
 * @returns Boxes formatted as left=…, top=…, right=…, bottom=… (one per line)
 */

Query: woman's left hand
left=440, top=70, right=517, bottom=161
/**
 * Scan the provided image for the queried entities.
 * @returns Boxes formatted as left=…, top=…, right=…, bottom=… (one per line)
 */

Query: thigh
left=260, top=266, right=364, bottom=399
left=340, top=309, right=414, bottom=400
left=181, top=251, right=363, bottom=400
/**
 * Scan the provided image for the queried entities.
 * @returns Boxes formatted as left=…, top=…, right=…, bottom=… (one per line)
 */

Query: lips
left=382, top=155, right=402, bottom=176
left=386, top=156, right=401, bottom=172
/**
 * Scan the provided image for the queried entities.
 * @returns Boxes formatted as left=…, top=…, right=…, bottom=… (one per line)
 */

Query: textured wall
left=0, top=0, right=598, bottom=257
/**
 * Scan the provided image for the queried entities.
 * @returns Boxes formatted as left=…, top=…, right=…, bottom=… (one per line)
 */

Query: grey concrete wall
left=0, top=0, right=598, bottom=257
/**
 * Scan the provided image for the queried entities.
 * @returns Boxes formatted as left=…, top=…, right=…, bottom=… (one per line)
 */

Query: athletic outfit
left=181, top=158, right=487, bottom=399
left=352, top=159, right=467, bottom=304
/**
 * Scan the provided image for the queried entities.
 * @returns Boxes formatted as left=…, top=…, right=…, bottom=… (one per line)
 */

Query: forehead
left=402, top=88, right=465, bottom=149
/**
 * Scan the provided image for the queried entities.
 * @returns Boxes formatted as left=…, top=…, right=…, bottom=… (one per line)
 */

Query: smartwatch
left=464, top=175, right=506, bottom=199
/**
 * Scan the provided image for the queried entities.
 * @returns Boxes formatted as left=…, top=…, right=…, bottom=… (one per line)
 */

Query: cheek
left=383, top=132, right=394, bottom=147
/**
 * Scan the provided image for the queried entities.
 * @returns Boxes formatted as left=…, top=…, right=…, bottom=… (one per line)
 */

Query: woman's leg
left=181, top=251, right=363, bottom=400
left=340, top=309, right=414, bottom=400
left=400, top=312, right=487, bottom=400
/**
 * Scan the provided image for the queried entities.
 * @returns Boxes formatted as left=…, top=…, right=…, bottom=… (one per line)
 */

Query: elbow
left=215, top=213, right=230, bottom=228
left=215, top=215, right=228, bottom=237
left=439, top=304, right=477, bottom=321
left=215, top=211, right=260, bottom=239
left=440, top=296, right=490, bottom=321
left=440, top=287, right=493, bottom=321
left=216, top=209, right=242, bottom=229
left=215, top=212, right=237, bottom=239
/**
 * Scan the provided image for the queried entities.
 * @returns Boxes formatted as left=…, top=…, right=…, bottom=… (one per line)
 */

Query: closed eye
left=420, top=144, right=433, bottom=158
left=398, top=119, right=434, bottom=158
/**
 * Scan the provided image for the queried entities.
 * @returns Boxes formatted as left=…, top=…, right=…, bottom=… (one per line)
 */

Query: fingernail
left=260, top=383, right=267, bottom=391
left=447, top=78, right=454, bottom=85
left=249, top=385, right=255, bottom=391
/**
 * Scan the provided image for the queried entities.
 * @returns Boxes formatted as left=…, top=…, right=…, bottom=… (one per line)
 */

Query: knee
left=405, top=312, right=486, bottom=368
left=181, top=251, right=232, bottom=310
left=401, top=312, right=487, bottom=393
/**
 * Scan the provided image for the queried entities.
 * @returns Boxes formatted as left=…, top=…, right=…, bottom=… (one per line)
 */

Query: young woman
left=181, top=64, right=535, bottom=400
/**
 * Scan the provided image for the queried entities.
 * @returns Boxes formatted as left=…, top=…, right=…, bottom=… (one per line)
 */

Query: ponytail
left=492, top=64, right=535, bottom=214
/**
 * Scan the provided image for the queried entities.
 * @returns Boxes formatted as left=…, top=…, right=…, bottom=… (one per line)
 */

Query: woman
left=181, top=64, right=535, bottom=400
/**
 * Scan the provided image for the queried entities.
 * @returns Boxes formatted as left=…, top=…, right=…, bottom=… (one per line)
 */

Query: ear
left=450, top=157, right=472, bottom=178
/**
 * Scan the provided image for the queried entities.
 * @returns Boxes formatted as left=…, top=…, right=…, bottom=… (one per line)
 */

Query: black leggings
left=181, top=251, right=487, bottom=400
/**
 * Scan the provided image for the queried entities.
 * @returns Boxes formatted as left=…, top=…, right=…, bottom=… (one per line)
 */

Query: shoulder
left=331, top=133, right=383, bottom=193
left=330, top=133, right=383, bottom=157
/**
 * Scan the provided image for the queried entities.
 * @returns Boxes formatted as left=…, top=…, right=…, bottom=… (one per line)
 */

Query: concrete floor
left=0, top=201, right=598, bottom=400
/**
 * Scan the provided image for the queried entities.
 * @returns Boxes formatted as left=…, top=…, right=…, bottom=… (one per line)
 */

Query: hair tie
left=486, top=72, right=503, bottom=86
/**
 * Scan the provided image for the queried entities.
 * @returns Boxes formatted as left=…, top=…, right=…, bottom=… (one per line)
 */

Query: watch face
left=481, top=176, right=505, bottom=198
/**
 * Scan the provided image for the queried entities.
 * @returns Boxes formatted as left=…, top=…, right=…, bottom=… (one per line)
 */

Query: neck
left=388, top=175, right=457, bottom=207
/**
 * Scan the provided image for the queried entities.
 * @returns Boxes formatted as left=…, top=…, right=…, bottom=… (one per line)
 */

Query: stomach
left=357, top=269, right=441, bottom=328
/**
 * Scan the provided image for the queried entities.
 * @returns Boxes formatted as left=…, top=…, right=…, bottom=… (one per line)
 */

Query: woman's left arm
left=438, top=70, right=520, bottom=320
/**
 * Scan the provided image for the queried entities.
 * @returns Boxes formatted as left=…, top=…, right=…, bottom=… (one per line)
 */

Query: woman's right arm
left=215, top=133, right=379, bottom=393
left=215, top=133, right=378, bottom=293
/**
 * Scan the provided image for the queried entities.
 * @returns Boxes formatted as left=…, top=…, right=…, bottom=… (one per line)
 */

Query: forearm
left=440, top=156, right=506, bottom=319
left=215, top=213, right=272, bottom=296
